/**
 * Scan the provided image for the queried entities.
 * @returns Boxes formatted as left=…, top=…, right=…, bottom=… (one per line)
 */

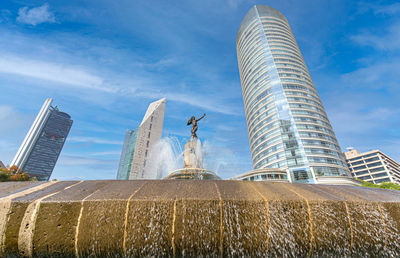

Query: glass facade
left=22, top=107, right=73, bottom=181
left=116, top=129, right=138, bottom=180
left=237, top=5, right=350, bottom=183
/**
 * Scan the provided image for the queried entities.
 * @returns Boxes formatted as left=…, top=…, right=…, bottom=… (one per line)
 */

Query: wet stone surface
left=0, top=180, right=399, bottom=257
left=0, top=181, right=46, bottom=198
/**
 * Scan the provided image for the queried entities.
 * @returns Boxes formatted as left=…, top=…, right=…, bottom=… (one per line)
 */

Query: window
left=151, top=116, right=153, bottom=122
left=351, top=160, right=364, bottom=166
left=367, top=162, right=382, bottom=168
left=355, top=170, right=368, bottom=176
left=362, top=153, right=377, bottom=159
left=359, top=175, right=371, bottom=180
left=146, top=141, right=149, bottom=147
left=148, top=132, right=151, bottom=138
left=353, top=165, right=366, bottom=170
left=372, top=172, right=388, bottom=178
left=370, top=167, right=385, bottom=173
left=348, top=157, right=362, bottom=162
left=149, top=123, right=152, bottom=130
left=375, top=178, right=390, bottom=183
left=365, top=157, right=380, bottom=163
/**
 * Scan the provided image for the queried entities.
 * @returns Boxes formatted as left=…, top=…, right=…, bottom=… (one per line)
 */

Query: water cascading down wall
left=0, top=180, right=399, bottom=256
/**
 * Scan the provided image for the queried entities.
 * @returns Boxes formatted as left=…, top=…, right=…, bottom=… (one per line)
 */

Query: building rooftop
left=237, top=5, right=288, bottom=42
left=344, top=149, right=382, bottom=160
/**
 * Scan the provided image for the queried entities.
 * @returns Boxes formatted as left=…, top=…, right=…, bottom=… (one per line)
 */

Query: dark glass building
left=11, top=98, right=72, bottom=181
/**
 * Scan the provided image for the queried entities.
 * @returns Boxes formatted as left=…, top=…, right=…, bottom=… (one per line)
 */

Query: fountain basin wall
left=0, top=180, right=399, bottom=257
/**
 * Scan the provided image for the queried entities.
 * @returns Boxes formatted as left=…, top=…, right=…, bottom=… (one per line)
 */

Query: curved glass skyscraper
left=237, top=5, right=350, bottom=183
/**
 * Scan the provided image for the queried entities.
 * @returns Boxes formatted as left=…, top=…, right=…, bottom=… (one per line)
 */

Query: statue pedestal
left=164, top=136, right=220, bottom=180
left=184, top=137, right=203, bottom=168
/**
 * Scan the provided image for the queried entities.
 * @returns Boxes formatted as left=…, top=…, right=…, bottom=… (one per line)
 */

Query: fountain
left=165, top=136, right=221, bottom=180
left=0, top=180, right=399, bottom=256
left=0, top=115, right=399, bottom=256
left=142, top=137, right=183, bottom=179
left=164, top=113, right=221, bottom=180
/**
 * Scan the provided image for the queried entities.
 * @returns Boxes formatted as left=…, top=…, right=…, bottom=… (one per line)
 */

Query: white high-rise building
left=116, top=98, right=166, bottom=180
left=236, top=5, right=353, bottom=184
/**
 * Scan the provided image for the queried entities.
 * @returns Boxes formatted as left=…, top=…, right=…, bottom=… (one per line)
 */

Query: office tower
left=236, top=5, right=350, bottom=184
left=116, top=98, right=166, bottom=180
left=11, top=98, right=72, bottom=181
left=344, top=149, right=400, bottom=185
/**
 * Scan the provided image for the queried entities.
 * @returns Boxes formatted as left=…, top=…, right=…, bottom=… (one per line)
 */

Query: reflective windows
left=372, top=172, right=389, bottom=178
left=365, top=157, right=380, bottom=163
left=237, top=8, right=349, bottom=178
left=367, top=161, right=382, bottom=168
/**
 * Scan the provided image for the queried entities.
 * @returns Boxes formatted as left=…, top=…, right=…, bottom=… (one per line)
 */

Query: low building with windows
left=0, top=161, right=5, bottom=169
left=231, top=167, right=360, bottom=185
left=231, top=168, right=291, bottom=182
left=344, top=149, right=400, bottom=185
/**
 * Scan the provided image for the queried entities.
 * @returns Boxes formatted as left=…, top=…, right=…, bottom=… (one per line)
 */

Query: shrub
left=0, top=166, right=31, bottom=182
left=0, top=172, right=10, bottom=182
left=361, top=181, right=400, bottom=191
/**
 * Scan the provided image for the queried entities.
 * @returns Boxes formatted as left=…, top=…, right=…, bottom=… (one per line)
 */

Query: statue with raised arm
left=187, top=113, right=206, bottom=138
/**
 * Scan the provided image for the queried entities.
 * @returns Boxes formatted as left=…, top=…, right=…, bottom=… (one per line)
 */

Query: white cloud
left=58, top=155, right=114, bottom=166
left=0, top=55, right=116, bottom=92
left=0, top=105, right=30, bottom=133
left=351, top=21, right=400, bottom=51
left=0, top=105, right=14, bottom=121
left=333, top=106, right=393, bottom=133
left=0, top=9, right=12, bottom=23
left=89, top=151, right=122, bottom=156
left=358, top=2, right=400, bottom=16
left=0, top=140, right=16, bottom=150
left=68, top=136, right=122, bottom=145
left=17, top=3, right=55, bottom=26
left=0, top=53, right=241, bottom=115
left=163, top=91, right=241, bottom=116
left=374, top=3, right=400, bottom=15
left=341, top=61, right=400, bottom=88
left=226, top=0, right=248, bottom=9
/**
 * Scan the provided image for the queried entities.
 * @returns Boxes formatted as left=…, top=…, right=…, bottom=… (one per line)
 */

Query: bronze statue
left=187, top=113, right=206, bottom=138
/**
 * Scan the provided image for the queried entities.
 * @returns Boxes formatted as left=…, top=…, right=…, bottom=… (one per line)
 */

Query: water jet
left=164, top=113, right=221, bottom=180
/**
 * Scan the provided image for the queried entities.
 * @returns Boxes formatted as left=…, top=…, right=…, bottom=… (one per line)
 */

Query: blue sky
left=0, top=0, right=399, bottom=180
